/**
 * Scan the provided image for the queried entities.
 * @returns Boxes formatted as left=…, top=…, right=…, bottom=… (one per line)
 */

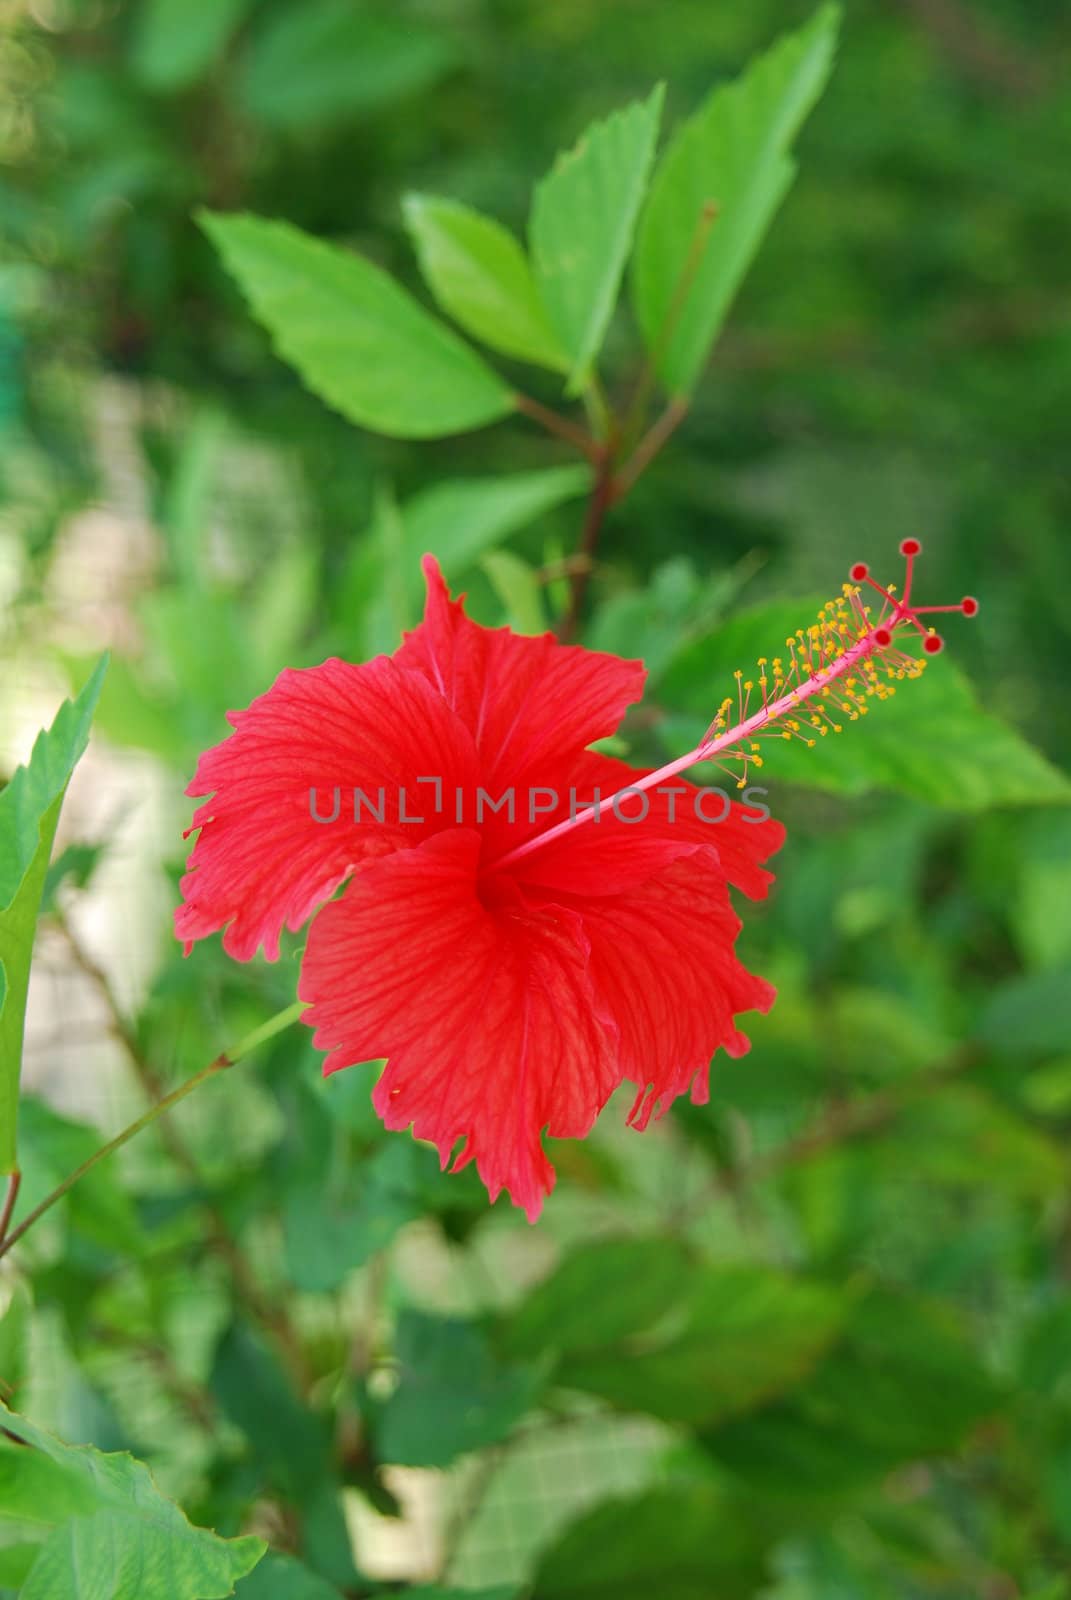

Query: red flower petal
left=396, top=557, right=645, bottom=793
left=553, top=846, right=778, bottom=1129
left=298, top=830, right=619, bottom=1220
left=176, top=656, right=478, bottom=961
left=504, top=750, right=785, bottom=901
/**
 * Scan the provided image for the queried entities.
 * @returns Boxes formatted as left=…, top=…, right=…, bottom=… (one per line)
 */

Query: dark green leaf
left=210, top=1324, right=331, bottom=1501
left=239, top=0, right=454, bottom=130
left=532, top=1483, right=772, bottom=1600
left=234, top=1553, right=344, bottom=1599
left=374, top=1311, right=540, bottom=1467
left=130, top=0, right=253, bottom=92
left=503, top=1237, right=693, bottom=1361
left=978, top=969, right=1071, bottom=1059
left=706, top=1288, right=1001, bottom=1495
left=562, top=1264, right=847, bottom=1426
left=201, top=212, right=514, bottom=439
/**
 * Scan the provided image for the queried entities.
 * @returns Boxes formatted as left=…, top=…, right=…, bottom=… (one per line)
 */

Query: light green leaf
left=633, top=6, right=839, bottom=394
left=405, top=465, right=590, bottom=577
left=659, top=597, right=1071, bottom=808
left=404, top=194, right=567, bottom=371
left=0, top=658, right=106, bottom=1174
left=201, top=211, right=514, bottom=439
left=131, top=0, right=253, bottom=92
left=357, top=464, right=590, bottom=651
left=239, top=0, right=454, bottom=130
left=0, top=1405, right=264, bottom=1600
left=531, top=85, right=664, bottom=393
left=481, top=550, right=548, bottom=634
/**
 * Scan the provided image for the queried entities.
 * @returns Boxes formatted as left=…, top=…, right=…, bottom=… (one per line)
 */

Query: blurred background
left=2, top=0, right=1071, bottom=1596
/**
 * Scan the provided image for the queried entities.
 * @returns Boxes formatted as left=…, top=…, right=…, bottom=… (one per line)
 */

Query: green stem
left=0, top=1001, right=305, bottom=1262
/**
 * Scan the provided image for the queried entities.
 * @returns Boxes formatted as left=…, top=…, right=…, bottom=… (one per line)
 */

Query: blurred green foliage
left=2, top=0, right=1071, bottom=1596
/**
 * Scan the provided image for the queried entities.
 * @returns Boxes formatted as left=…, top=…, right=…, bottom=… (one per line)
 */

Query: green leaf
left=210, top=1325, right=331, bottom=1502
left=0, top=1405, right=264, bottom=1599
left=1013, top=810, right=1071, bottom=970
left=406, top=1590, right=515, bottom=1600
left=884, top=1084, right=1064, bottom=1198
left=561, top=1264, right=847, bottom=1426
left=633, top=6, right=839, bottom=394
left=239, top=0, right=454, bottom=130
left=0, top=1277, right=30, bottom=1396
left=357, top=465, right=589, bottom=650
left=373, top=1311, right=540, bottom=1468
left=14, top=1097, right=145, bottom=1256
left=282, top=1143, right=423, bottom=1293
left=481, top=550, right=548, bottom=634
left=978, top=968, right=1071, bottom=1059
left=404, top=194, right=567, bottom=371
left=530, top=85, right=664, bottom=392
left=706, top=1288, right=1001, bottom=1496
left=405, top=466, right=589, bottom=587
left=234, top=1552, right=343, bottom=1599
left=659, top=597, right=1071, bottom=808
left=532, top=1483, right=771, bottom=1600
left=503, top=1237, right=693, bottom=1361
left=201, top=212, right=514, bottom=439
left=0, top=658, right=107, bottom=1175
left=130, top=0, right=254, bottom=92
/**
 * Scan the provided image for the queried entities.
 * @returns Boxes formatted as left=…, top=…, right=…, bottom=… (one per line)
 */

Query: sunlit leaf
left=201, top=212, right=514, bottom=439
left=0, top=1405, right=264, bottom=1599
left=404, top=194, right=567, bottom=371
left=633, top=6, right=839, bottom=394
left=531, top=85, right=664, bottom=392
left=0, top=658, right=106, bottom=1174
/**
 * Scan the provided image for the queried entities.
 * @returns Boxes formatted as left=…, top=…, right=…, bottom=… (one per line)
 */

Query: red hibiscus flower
left=176, top=557, right=783, bottom=1219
